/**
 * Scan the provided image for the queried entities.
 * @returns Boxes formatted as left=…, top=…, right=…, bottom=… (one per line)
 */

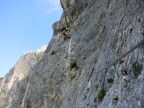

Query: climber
left=60, top=27, right=70, bottom=40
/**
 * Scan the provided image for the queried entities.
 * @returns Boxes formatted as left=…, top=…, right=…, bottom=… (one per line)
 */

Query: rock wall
left=0, top=45, right=47, bottom=108
left=0, top=0, right=144, bottom=108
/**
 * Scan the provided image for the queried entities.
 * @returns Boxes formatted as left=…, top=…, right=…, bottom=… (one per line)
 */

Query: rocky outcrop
left=60, top=0, right=77, bottom=10
left=0, top=45, right=47, bottom=108
left=0, top=0, right=144, bottom=108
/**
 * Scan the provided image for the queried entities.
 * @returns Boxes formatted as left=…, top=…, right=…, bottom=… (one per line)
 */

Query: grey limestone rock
left=0, top=0, right=144, bottom=108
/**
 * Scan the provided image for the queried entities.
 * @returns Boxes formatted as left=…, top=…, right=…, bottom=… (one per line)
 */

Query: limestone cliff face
left=0, top=45, right=47, bottom=108
left=0, top=0, right=144, bottom=108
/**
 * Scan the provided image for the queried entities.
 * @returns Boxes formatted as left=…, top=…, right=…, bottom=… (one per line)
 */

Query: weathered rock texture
left=0, top=0, right=144, bottom=108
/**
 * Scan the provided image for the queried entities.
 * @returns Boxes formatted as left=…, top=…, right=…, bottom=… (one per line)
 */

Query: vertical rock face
left=0, top=45, right=47, bottom=108
left=60, top=0, right=77, bottom=9
left=0, top=0, right=144, bottom=108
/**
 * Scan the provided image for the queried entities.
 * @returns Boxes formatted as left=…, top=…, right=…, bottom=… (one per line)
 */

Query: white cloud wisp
left=38, top=0, right=62, bottom=14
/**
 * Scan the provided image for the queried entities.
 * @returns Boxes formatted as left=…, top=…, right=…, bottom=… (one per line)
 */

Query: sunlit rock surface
left=0, top=0, right=144, bottom=108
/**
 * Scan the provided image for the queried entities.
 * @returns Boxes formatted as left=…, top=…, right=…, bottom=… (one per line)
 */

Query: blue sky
left=0, top=0, right=63, bottom=77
